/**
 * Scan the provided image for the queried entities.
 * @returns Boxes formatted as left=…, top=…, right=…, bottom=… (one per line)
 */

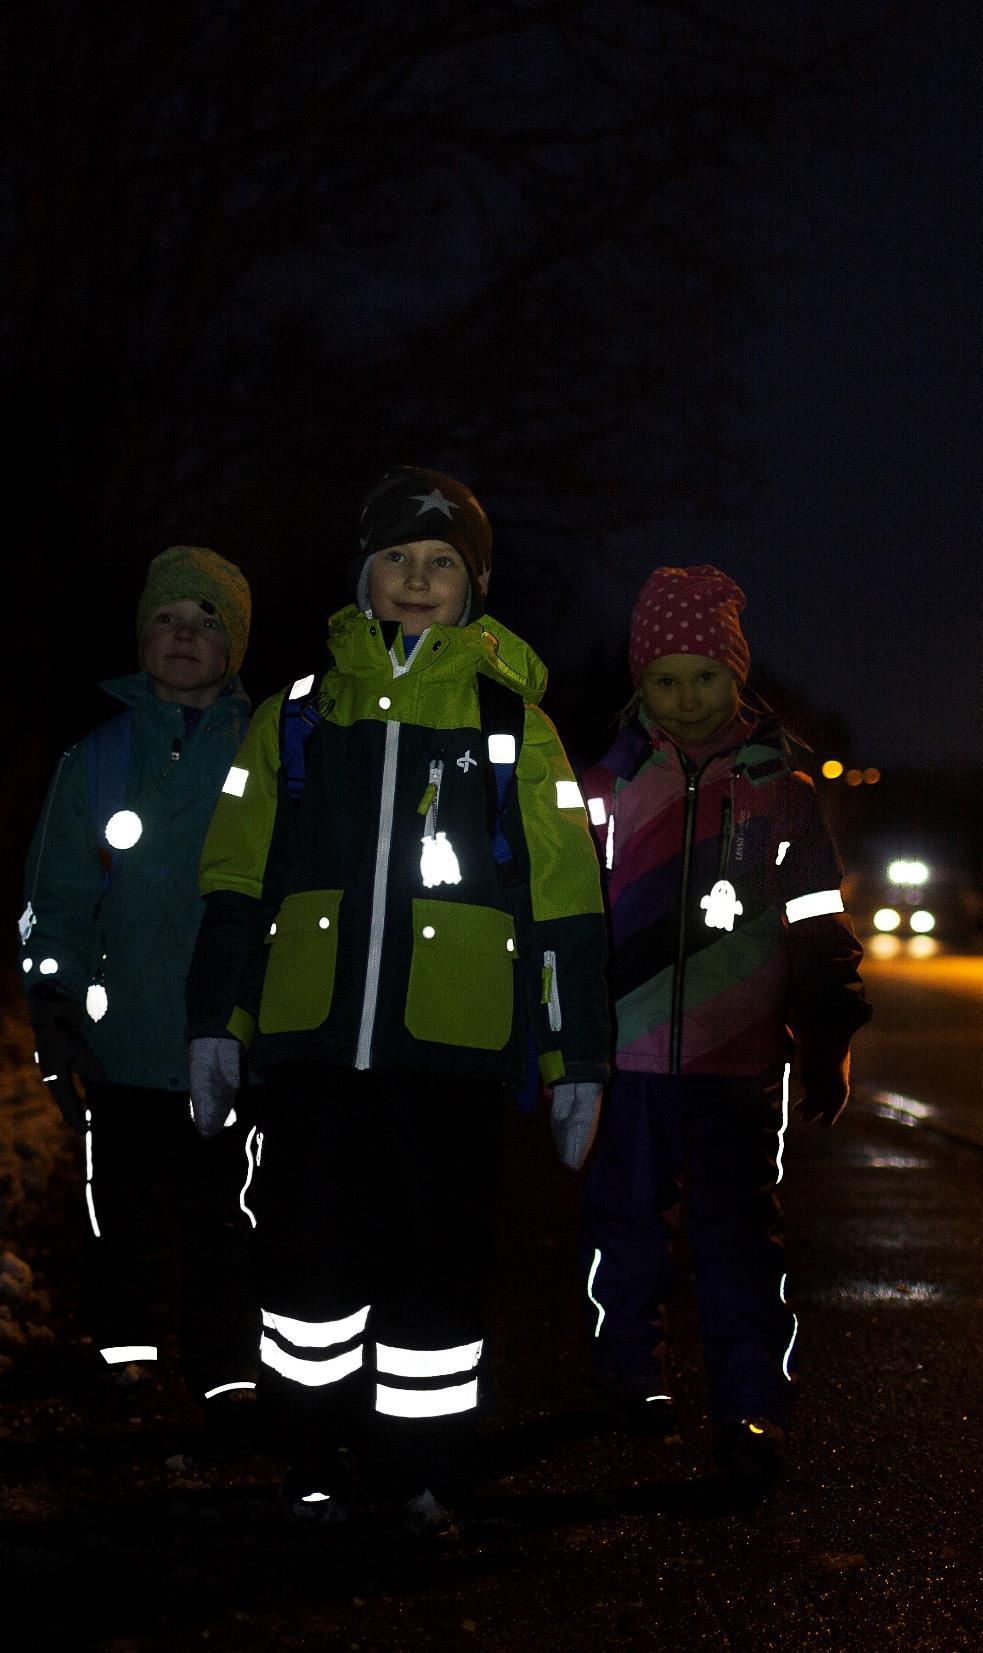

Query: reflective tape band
left=101, top=1345, right=158, bottom=1364
left=587, top=796, right=607, bottom=826
left=376, top=1339, right=482, bottom=1378
left=260, top=1336, right=363, bottom=1388
left=375, top=1377, right=479, bottom=1418
left=85, top=1182, right=101, bottom=1239
left=785, top=889, right=844, bottom=923
left=239, top=1125, right=258, bottom=1230
left=203, top=1381, right=257, bottom=1400
left=587, top=1247, right=605, bottom=1338
left=85, top=1123, right=101, bottom=1238
left=289, top=674, right=316, bottom=700
left=555, top=780, right=584, bottom=810
left=261, top=1304, right=371, bottom=1349
left=487, top=733, right=516, bottom=764
left=222, top=766, right=249, bottom=797
left=780, top=1271, right=798, bottom=1381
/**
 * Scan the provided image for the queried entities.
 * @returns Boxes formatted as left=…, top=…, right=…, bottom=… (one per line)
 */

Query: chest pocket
left=404, top=898, right=516, bottom=1050
left=259, top=888, right=343, bottom=1033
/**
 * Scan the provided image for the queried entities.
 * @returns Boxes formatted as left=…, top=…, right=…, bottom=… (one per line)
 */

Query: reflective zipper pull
left=543, top=948, right=562, bottom=1032
left=423, top=759, right=443, bottom=838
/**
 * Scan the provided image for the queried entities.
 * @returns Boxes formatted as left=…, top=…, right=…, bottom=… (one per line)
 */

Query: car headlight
left=873, top=908, right=901, bottom=932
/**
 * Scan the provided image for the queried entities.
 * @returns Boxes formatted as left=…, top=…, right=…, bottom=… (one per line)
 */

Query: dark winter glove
left=189, top=1036, right=242, bottom=1138
left=795, top=1034, right=852, bottom=1127
left=29, top=990, right=105, bottom=1134
left=550, top=1082, right=603, bottom=1170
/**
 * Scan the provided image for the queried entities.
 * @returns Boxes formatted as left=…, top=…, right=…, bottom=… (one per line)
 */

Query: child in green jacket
left=186, top=468, right=610, bottom=1531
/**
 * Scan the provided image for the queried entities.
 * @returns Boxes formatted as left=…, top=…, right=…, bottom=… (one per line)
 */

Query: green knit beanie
left=136, top=546, right=251, bottom=680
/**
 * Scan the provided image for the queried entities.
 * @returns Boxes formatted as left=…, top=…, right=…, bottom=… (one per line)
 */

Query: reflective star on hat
left=413, top=488, right=459, bottom=519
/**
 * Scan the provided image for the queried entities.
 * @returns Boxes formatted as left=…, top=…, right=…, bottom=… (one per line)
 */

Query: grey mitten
left=188, top=1036, right=242, bottom=1138
left=550, top=1082, right=603, bottom=1170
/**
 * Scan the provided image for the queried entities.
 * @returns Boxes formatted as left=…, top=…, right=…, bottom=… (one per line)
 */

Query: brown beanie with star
left=356, top=466, right=492, bottom=620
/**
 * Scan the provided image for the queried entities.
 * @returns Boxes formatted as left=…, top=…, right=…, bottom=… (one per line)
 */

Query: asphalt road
left=1, top=974, right=982, bottom=1651
left=852, top=954, right=983, bottom=1147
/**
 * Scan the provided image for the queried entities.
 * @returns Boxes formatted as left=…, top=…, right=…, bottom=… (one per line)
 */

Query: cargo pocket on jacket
left=258, top=889, right=343, bottom=1034
left=405, top=898, right=516, bottom=1051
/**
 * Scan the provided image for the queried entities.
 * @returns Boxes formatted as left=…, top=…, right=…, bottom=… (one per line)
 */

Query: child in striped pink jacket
left=579, top=564, right=870, bottom=1483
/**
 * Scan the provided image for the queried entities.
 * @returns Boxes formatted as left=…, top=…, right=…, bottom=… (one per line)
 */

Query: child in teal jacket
left=21, top=546, right=259, bottom=1412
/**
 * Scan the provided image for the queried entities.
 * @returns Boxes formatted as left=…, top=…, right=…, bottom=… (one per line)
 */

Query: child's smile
left=368, top=540, right=471, bottom=629
left=641, top=652, right=740, bottom=742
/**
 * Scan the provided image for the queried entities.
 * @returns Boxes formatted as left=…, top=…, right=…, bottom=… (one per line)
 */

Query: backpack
left=85, top=709, right=133, bottom=888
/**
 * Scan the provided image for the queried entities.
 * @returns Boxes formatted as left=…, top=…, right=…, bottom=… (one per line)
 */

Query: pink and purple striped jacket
left=581, top=713, right=870, bottom=1076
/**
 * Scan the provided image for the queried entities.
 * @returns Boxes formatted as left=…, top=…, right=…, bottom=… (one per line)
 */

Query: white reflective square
left=587, top=796, right=607, bottom=825
left=289, top=673, right=315, bottom=700
left=222, top=766, right=249, bottom=797
left=487, top=733, right=516, bottom=764
left=555, top=780, right=584, bottom=810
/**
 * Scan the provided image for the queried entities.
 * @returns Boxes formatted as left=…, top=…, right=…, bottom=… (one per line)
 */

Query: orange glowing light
left=821, top=760, right=844, bottom=780
left=845, top=769, right=863, bottom=787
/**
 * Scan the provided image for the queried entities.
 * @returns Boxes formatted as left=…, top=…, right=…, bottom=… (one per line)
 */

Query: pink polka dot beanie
left=629, top=565, right=750, bottom=686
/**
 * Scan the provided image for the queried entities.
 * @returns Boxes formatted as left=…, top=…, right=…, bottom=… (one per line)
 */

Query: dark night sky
left=549, top=5, right=982, bottom=773
left=5, top=4, right=981, bottom=787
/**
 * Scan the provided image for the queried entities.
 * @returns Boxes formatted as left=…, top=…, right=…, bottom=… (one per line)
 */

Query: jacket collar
left=326, top=605, right=547, bottom=706
left=605, top=707, right=789, bottom=782
left=100, top=671, right=250, bottom=723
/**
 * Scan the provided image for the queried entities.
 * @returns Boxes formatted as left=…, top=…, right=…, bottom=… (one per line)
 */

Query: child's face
left=368, top=539, right=471, bottom=628
left=640, top=653, right=739, bottom=742
left=140, top=598, right=228, bottom=707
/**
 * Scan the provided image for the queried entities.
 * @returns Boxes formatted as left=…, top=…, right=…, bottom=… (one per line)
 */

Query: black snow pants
left=83, top=1083, right=259, bottom=1399
left=250, top=1066, right=506, bottom=1500
left=581, top=1066, right=797, bottom=1429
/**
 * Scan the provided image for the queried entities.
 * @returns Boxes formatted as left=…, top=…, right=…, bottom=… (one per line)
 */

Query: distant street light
left=910, top=910, right=935, bottom=933
left=888, top=860, right=929, bottom=885
left=821, top=760, right=844, bottom=779
left=845, top=769, right=863, bottom=787
left=863, top=768, right=881, bottom=784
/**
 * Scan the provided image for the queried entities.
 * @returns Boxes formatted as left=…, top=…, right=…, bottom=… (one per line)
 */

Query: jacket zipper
left=354, top=718, right=401, bottom=1070
left=717, top=793, right=734, bottom=878
left=669, top=758, right=710, bottom=1075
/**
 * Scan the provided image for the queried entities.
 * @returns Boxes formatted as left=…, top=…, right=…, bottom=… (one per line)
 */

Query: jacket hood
left=326, top=605, right=547, bottom=706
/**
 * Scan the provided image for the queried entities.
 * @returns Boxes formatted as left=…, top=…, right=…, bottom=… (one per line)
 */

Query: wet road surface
left=2, top=1000, right=982, bottom=1651
left=852, top=955, right=983, bottom=1146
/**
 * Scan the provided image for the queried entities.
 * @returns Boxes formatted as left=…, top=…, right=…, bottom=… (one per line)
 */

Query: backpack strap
left=85, top=708, right=133, bottom=888
left=279, top=675, right=324, bottom=800
left=477, top=673, right=525, bottom=873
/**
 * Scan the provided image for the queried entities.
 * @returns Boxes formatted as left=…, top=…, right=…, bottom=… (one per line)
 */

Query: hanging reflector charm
left=700, top=879, right=743, bottom=932
left=420, top=832, right=462, bottom=888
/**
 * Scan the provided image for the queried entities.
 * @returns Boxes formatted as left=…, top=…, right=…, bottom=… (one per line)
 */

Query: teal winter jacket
left=21, top=672, right=251, bottom=1091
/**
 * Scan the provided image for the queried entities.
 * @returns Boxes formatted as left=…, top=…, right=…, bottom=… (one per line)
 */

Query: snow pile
left=0, top=985, right=65, bottom=1371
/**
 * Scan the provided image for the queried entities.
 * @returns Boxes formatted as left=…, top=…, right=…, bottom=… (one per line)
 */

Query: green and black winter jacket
left=186, top=606, right=610, bottom=1087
